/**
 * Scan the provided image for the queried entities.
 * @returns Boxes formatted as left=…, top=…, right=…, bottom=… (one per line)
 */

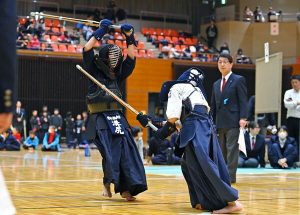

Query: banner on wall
left=270, top=22, right=279, bottom=35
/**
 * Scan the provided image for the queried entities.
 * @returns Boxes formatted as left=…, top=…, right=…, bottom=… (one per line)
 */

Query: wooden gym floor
left=1, top=149, right=300, bottom=215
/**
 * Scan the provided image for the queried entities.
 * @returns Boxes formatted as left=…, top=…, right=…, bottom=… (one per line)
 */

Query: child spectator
left=74, top=114, right=83, bottom=148
left=131, top=126, right=144, bottom=161
left=23, top=130, right=39, bottom=150
left=42, top=126, right=61, bottom=152
left=12, top=127, right=22, bottom=143
left=268, top=126, right=298, bottom=168
left=0, top=129, right=20, bottom=151
left=64, top=111, right=74, bottom=148
left=50, top=108, right=63, bottom=135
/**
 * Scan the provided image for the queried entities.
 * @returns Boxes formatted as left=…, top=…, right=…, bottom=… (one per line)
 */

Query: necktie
left=221, top=78, right=226, bottom=92
left=251, top=136, right=256, bottom=150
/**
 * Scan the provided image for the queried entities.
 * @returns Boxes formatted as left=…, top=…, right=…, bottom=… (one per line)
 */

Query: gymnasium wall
left=17, top=50, right=293, bottom=140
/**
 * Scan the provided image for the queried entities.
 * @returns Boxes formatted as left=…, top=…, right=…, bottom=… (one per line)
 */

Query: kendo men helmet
left=159, top=67, right=205, bottom=102
left=94, top=44, right=124, bottom=79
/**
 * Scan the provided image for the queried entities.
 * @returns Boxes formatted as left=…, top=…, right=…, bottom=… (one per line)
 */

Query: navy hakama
left=93, top=112, right=147, bottom=196
left=180, top=106, right=238, bottom=210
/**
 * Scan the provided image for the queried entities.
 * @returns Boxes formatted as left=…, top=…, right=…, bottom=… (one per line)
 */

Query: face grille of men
left=108, top=45, right=122, bottom=69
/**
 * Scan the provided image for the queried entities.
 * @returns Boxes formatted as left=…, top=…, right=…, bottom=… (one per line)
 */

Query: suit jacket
left=211, top=73, right=248, bottom=129
left=241, top=132, right=266, bottom=167
left=0, top=0, right=16, bottom=113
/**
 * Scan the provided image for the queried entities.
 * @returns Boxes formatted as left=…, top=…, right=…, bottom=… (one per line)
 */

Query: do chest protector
left=86, top=79, right=123, bottom=113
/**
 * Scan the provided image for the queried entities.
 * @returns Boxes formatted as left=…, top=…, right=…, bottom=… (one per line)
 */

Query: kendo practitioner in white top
left=137, top=68, right=242, bottom=213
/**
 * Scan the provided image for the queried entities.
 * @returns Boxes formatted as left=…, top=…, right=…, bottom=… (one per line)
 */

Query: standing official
left=283, top=75, right=300, bottom=161
left=211, top=53, right=248, bottom=183
left=0, top=0, right=17, bottom=214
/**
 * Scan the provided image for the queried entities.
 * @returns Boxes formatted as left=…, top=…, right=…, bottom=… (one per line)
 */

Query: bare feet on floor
left=195, top=204, right=203, bottom=210
left=213, top=201, right=243, bottom=214
left=121, top=191, right=136, bottom=201
left=102, top=183, right=112, bottom=198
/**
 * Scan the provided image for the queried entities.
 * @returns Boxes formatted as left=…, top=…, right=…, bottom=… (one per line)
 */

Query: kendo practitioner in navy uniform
left=137, top=68, right=242, bottom=213
left=0, top=0, right=17, bottom=214
left=83, top=19, right=147, bottom=201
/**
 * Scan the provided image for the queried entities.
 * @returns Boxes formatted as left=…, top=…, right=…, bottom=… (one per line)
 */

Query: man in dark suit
left=238, top=121, right=265, bottom=168
left=211, top=53, right=248, bottom=183
left=0, top=0, right=17, bottom=214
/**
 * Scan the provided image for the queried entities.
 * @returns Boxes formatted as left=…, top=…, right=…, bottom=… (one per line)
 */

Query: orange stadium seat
left=51, top=35, right=58, bottom=42
left=51, top=44, right=58, bottom=52
left=44, top=18, right=52, bottom=27
left=19, top=18, right=27, bottom=25
left=67, top=45, right=76, bottom=53
left=51, top=27, right=60, bottom=33
left=172, top=37, right=179, bottom=44
left=147, top=49, right=155, bottom=58
left=52, top=19, right=61, bottom=28
left=139, top=49, right=147, bottom=58
left=76, top=45, right=83, bottom=53
left=58, top=44, right=67, bottom=52
left=137, top=41, right=145, bottom=49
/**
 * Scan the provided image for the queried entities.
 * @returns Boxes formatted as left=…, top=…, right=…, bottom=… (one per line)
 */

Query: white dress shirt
left=284, top=88, right=300, bottom=118
left=166, top=83, right=209, bottom=119
left=220, top=71, right=232, bottom=91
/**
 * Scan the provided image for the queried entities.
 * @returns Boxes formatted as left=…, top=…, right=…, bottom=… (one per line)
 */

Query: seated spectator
left=70, top=28, right=81, bottom=45
left=254, top=6, right=265, bottom=22
left=238, top=121, right=266, bottom=168
left=132, top=126, right=144, bottom=161
left=182, top=47, right=193, bottom=60
left=42, top=126, right=61, bottom=152
left=23, top=131, right=39, bottom=150
left=0, top=129, right=20, bottom=151
left=219, top=42, right=230, bottom=54
left=158, top=46, right=171, bottom=59
left=12, top=127, right=22, bottom=142
left=243, top=6, right=253, bottom=22
left=29, top=34, right=40, bottom=50
left=268, top=126, right=298, bottom=168
left=267, top=7, right=279, bottom=22
left=58, top=31, right=71, bottom=43
left=146, top=135, right=181, bottom=165
left=235, top=48, right=252, bottom=64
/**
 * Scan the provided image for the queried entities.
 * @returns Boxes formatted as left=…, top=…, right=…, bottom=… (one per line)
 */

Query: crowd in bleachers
left=16, top=11, right=256, bottom=63
left=17, top=16, right=83, bottom=53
